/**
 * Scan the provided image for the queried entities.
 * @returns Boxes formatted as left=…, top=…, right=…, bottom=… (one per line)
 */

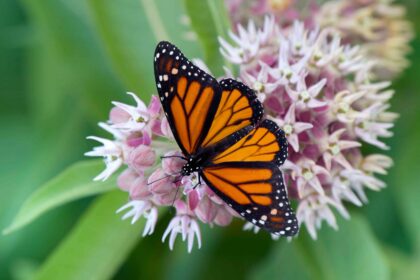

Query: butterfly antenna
left=160, top=155, right=187, bottom=160
left=147, top=174, right=171, bottom=185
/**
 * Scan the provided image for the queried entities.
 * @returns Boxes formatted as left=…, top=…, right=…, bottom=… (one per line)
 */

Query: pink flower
left=194, top=196, right=219, bottom=224
left=160, top=117, right=173, bottom=138
left=361, top=154, right=393, bottom=175
left=268, top=37, right=312, bottom=84
left=162, top=151, right=185, bottom=175
left=241, top=63, right=277, bottom=102
left=285, top=159, right=330, bottom=196
left=187, top=189, right=200, bottom=211
left=285, top=75, right=327, bottom=109
left=85, top=136, right=123, bottom=181
left=272, top=103, right=313, bottom=152
left=147, top=169, right=180, bottom=206
left=148, top=168, right=175, bottom=195
left=117, top=200, right=158, bottom=236
left=331, top=171, right=363, bottom=207
left=330, top=90, right=366, bottom=123
left=214, top=205, right=234, bottom=226
left=126, top=131, right=151, bottom=147
left=127, top=144, right=156, bottom=173
left=111, top=92, right=150, bottom=133
left=354, top=103, right=395, bottom=150
left=148, top=95, right=161, bottom=117
left=297, top=194, right=346, bottom=239
left=109, top=106, right=130, bottom=124
left=162, top=200, right=201, bottom=252
left=117, top=168, right=138, bottom=191
left=320, top=128, right=361, bottom=170
left=129, top=176, right=152, bottom=200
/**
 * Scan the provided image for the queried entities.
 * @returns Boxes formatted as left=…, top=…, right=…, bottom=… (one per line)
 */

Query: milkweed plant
left=86, top=0, right=412, bottom=251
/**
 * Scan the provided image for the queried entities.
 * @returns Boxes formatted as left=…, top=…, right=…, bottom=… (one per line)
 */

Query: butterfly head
left=180, top=158, right=202, bottom=176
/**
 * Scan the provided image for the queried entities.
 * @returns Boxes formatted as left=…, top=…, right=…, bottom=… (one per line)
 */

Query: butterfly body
left=180, top=157, right=203, bottom=176
left=154, top=41, right=298, bottom=236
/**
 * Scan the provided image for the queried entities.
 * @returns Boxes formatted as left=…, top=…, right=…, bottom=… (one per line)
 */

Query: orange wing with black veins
left=201, top=120, right=298, bottom=236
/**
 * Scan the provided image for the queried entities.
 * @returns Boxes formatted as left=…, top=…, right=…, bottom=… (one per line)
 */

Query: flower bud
left=127, top=144, right=156, bottom=173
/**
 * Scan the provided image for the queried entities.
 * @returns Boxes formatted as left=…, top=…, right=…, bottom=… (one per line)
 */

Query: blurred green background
left=1, top=0, right=419, bottom=279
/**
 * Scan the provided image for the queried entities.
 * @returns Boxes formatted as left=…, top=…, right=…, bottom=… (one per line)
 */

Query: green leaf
left=250, top=239, right=315, bottom=280
left=88, top=0, right=201, bottom=99
left=252, top=214, right=390, bottom=280
left=161, top=223, right=274, bottom=280
left=184, top=0, right=232, bottom=75
left=88, top=0, right=155, bottom=96
left=393, top=140, right=420, bottom=253
left=389, top=40, right=420, bottom=253
left=34, top=191, right=142, bottom=280
left=312, top=214, right=389, bottom=280
left=23, top=0, right=124, bottom=124
left=384, top=246, right=420, bottom=280
left=3, top=160, right=116, bottom=235
left=163, top=226, right=225, bottom=280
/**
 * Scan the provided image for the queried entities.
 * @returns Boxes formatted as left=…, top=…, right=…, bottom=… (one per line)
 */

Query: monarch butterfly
left=154, top=41, right=298, bottom=236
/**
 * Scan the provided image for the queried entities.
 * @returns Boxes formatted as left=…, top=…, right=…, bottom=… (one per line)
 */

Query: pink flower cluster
left=86, top=93, right=236, bottom=252
left=226, top=0, right=413, bottom=78
left=219, top=17, right=396, bottom=238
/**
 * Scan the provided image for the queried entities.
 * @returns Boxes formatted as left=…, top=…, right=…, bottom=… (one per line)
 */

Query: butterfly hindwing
left=201, top=162, right=298, bottom=236
left=154, top=41, right=221, bottom=156
left=201, top=120, right=298, bottom=236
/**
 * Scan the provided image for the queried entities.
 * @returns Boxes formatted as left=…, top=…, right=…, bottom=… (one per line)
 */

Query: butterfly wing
left=154, top=41, right=264, bottom=156
left=200, top=78, right=263, bottom=148
left=200, top=120, right=298, bottom=236
left=154, top=41, right=221, bottom=156
left=210, top=119, right=288, bottom=166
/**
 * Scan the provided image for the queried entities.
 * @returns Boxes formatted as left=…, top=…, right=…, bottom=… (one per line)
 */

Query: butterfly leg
left=171, top=182, right=181, bottom=209
left=192, top=174, right=202, bottom=190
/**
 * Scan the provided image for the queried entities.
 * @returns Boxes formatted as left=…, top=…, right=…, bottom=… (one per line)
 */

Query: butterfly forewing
left=211, top=119, right=288, bottom=166
left=154, top=42, right=265, bottom=156
left=154, top=41, right=221, bottom=156
left=201, top=79, right=263, bottom=148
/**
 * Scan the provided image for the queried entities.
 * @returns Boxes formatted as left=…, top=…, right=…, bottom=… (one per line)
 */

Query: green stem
left=140, top=0, right=171, bottom=42
left=206, top=0, right=233, bottom=72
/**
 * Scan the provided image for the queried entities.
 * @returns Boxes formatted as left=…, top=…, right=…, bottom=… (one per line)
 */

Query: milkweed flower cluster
left=225, top=0, right=413, bottom=78
left=86, top=93, right=236, bottom=252
left=317, top=0, right=413, bottom=78
left=225, top=0, right=300, bottom=26
left=219, top=17, right=397, bottom=238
